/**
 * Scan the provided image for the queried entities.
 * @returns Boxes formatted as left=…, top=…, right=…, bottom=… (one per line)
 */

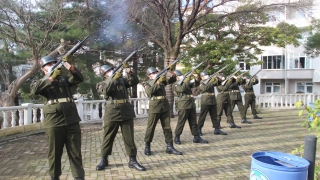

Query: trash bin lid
left=252, top=151, right=310, bottom=171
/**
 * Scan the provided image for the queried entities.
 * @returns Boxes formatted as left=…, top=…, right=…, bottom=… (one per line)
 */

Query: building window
left=296, top=82, right=313, bottom=93
left=265, top=82, right=281, bottom=94
left=262, top=55, right=285, bottom=69
left=288, top=54, right=311, bottom=69
left=239, top=61, right=250, bottom=70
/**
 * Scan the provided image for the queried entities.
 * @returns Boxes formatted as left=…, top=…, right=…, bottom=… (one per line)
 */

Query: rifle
left=177, top=60, right=208, bottom=85
left=42, top=35, right=90, bottom=80
left=236, top=70, right=249, bottom=78
left=248, top=69, right=262, bottom=83
left=203, top=65, right=229, bottom=85
left=221, top=67, right=242, bottom=85
left=149, top=58, right=180, bottom=85
left=110, top=45, right=144, bottom=79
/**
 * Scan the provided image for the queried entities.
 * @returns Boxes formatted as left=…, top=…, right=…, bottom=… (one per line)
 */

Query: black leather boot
left=229, top=122, right=241, bottom=128
left=144, top=142, right=151, bottom=155
left=241, top=118, right=252, bottom=124
left=214, top=128, right=227, bottom=135
left=51, top=178, right=60, bottom=180
left=193, top=135, right=208, bottom=143
left=174, top=135, right=181, bottom=144
left=253, top=114, right=262, bottom=119
left=198, top=128, right=203, bottom=136
left=128, top=156, right=146, bottom=171
left=166, top=142, right=183, bottom=155
left=74, top=178, right=84, bottom=180
left=96, top=156, right=108, bottom=170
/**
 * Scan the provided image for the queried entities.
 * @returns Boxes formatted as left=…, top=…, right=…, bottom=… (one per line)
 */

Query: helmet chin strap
left=150, top=74, right=157, bottom=79
left=106, top=70, right=113, bottom=77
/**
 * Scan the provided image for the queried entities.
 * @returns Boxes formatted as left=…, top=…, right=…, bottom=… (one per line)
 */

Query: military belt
left=151, top=96, right=166, bottom=100
left=184, top=95, right=193, bottom=98
left=230, top=90, right=240, bottom=92
left=107, top=99, right=128, bottom=104
left=47, top=98, right=74, bottom=105
left=220, top=92, right=229, bottom=94
left=246, top=92, right=254, bottom=94
left=202, top=93, right=215, bottom=96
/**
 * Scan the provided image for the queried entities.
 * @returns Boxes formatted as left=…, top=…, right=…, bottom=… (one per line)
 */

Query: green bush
left=295, top=99, right=320, bottom=179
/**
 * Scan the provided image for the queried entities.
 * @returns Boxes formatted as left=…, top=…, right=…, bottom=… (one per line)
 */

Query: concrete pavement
left=0, top=109, right=318, bottom=180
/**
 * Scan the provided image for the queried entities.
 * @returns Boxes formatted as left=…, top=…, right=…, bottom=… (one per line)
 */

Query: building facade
left=249, top=2, right=320, bottom=96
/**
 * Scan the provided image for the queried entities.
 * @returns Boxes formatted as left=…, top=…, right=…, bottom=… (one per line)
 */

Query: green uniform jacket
left=30, top=68, right=84, bottom=128
left=241, top=79, right=259, bottom=99
left=199, top=80, right=217, bottom=105
left=216, top=82, right=231, bottom=104
left=145, top=72, right=176, bottom=113
left=229, top=81, right=242, bottom=100
left=98, top=73, right=139, bottom=122
left=173, top=80, right=200, bottom=110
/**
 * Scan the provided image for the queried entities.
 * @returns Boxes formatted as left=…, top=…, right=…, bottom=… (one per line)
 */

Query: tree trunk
left=164, top=57, right=176, bottom=118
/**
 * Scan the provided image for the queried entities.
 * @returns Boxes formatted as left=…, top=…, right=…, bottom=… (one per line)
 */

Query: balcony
left=259, top=69, right=314, bottom=79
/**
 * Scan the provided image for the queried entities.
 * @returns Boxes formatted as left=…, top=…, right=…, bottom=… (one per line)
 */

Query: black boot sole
left=96, top=166, right=106, bottom=171
left=166, top=150, right=183, bottom=155
left=129, top=164, right=146, bottom=171
left=214, top=133, right=227, bottom=135
left=193, top=141, right=208, bottom=143
left=242, top=121, right=252, bottom=124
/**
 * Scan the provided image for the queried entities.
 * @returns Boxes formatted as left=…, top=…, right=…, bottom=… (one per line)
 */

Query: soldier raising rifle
left=242, top=69, right=263, bottom=119
left=31, top=54, right=85, bottom=180
left=216, top=70, right=241, bottom=129
left=143, top=62, right=183, bottom=156
left=228, top=71, right=252, bottom=124
left=173, top=69, right=208, bottom=145
left=197, top=66, right=228, bottom=136
left=95, top=49, right=146, bottom=171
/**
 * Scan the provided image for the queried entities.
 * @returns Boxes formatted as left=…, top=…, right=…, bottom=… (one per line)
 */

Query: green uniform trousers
left=244, top=95, right=257, bottom=115
left=198, top=104, right=219, bottom=129
left=44, top=123, right=84, bottom=178
left=175, top=108, right=199, bottom=136
left=144, top=110, right=173, bottom=143
left=217, top=103, right=235, bottom=124
left=231, top=99, right=246, bottom=119
left=101, top=119, right=137, bottom=157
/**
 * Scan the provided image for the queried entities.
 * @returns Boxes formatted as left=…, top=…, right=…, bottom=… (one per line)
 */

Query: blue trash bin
left=250, top=151, right=310, bottom=180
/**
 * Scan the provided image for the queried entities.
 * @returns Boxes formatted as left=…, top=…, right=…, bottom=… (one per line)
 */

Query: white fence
left=0, top=94, right=318, bottom=129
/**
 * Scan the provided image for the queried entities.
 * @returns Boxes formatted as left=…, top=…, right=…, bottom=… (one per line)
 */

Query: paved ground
left=0, top=109, right=318, bottom=180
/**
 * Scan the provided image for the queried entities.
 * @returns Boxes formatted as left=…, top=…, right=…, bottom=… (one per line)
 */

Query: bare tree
left=0, top=0, right=83, bottom=107
left=128, top=0, right=314, bottom=117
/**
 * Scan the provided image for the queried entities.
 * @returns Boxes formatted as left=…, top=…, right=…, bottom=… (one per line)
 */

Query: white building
left=250, top=2, right=320, bottom=95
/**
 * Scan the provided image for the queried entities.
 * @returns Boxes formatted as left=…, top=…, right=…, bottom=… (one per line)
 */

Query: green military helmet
left=146, top=67, right=158, bottom=75
left=200, top=71, right=208, bottom=76
left=100, top=65, right=114, bottom=76
left=174, top=70, right=183, bottom=76
left=40, top=56, right=57, bottom=67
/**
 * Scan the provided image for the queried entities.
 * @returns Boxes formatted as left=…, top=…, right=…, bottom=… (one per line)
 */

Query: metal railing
left=0, top=94, right=318, bottom=129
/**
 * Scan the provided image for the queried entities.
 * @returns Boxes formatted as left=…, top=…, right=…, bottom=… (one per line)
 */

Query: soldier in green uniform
left=172, top=70, right=208, bottom=144
left=242, top=76, right=262, bottom=119
left=143, top=67, right=182, bottom=156
left=197, top=71, right=227, bottom=136
left=30, top=55, right=85, bottom=180
left=228, top=76, right=252, bottom=124
left=95, top=64, right=146, bottom=171
left=216, top=75, right=241, bottom=129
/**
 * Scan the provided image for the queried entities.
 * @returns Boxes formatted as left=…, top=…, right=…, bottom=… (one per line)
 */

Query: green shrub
left=295, top=99, right=320, bottom=179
